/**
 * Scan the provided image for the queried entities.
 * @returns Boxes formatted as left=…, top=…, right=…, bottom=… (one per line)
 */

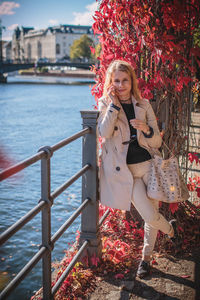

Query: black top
left=121, top=103, right=152, bottom=164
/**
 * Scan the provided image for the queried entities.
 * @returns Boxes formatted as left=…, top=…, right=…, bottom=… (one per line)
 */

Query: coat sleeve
left=97, top=98, right=120, bottom=138
left=144, top=102, right=162, bottom=148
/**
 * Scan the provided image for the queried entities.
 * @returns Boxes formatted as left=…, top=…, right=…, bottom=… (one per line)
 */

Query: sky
left=0, top=0, right=99, bottom=41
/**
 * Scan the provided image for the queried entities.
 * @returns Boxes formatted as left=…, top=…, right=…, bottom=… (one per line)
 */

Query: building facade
left=2, top=41, right=12, bottom=61
left=11, top=25, right=98, bottom=62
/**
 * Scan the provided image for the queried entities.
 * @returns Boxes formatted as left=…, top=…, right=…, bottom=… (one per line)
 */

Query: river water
left=0, top=75, right=96, bottom=299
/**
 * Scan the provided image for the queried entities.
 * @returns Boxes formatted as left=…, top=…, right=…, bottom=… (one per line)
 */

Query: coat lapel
left=115, top=95, right=146, bottom=144
left=118, top=96, right=145, bottom=124
left=117, top=101, right=130, bottom=142
left=132, top=96, right=145, bottom=119
left=132, top=96, right=146, bottom=142
left=117, top=101, right=128, bottom=124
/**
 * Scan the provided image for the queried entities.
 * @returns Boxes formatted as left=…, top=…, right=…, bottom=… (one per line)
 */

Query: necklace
left=120, top=98, right=131, bottom=103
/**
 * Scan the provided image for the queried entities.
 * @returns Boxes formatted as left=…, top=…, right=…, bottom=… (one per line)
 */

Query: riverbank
left=19, top=68, right=95, bottom=78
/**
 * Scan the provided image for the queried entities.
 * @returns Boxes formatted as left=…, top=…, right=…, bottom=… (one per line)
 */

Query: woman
left=97, top=60, right=176, bottom=278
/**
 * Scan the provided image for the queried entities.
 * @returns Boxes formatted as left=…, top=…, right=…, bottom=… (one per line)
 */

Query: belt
left=122, top=134, right=137, bottom=145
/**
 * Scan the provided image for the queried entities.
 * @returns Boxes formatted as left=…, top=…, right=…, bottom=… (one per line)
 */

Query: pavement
left=88, top=251, right=200, bottom=300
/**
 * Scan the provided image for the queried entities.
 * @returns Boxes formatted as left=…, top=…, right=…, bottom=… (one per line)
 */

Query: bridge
left=0, top=61, right=93, bottom=83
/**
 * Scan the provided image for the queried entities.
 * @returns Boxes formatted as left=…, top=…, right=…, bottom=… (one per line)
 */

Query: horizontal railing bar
left=180, top=167, right=200, bottom=173
left=0, top=151, right=45, bottom=182
left=99, top=209, right=110, bottom=227
left=0, top=200, right=46, bottom=246
left=51, top=198, right=90, bottom=245
left=0, top=127, right=90, bottom=182
left=0, top=246, right=47, bottom=300
left=188, top=146, right=200, bottom=149
left=190, top=125, right=200, bottom=129
left=51, top=164, right=91, bottom=200
left=52, top=240, right=89, bottom=296
left=51, top=127, right=91, bottom=152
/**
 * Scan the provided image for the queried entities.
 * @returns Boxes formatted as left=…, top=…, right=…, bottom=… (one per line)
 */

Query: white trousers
left=128, top=160, right=172, bottom=258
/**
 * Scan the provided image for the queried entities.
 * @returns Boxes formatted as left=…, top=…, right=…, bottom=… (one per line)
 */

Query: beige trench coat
left=97, top=95, right=162, bottom=211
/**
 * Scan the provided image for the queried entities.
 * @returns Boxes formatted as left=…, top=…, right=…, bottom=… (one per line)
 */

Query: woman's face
left=111, top=70, right=132, bottom=100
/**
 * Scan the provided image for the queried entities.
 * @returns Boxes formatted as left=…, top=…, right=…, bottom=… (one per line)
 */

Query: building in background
left=11, top=26, right=34, bottom=62
left=11, top=24, right=98, bottom=62
left=2, top=41, right=12, bottom=61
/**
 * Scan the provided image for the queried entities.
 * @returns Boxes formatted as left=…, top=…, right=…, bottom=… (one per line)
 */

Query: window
left=56, top=43, right=60, bottom=54
left=37, top=41, right=42, bottom=58
left=27, top=43, right=31, bottom=59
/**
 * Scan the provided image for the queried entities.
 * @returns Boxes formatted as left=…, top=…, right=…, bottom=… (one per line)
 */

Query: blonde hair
left=103, top=60, right=141, bottom=102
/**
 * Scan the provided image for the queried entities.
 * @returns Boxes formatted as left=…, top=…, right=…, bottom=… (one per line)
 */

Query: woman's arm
left=144, top=102, right=162, bottom=148
left=130, top=101, right=162, bottom=149
left=97, top=98, right=120, bottom=138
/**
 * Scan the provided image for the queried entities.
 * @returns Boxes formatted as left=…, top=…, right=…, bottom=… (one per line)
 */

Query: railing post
left=39, top=146, right=53, bottom=300
left=80, top=110, right=101, bottom=259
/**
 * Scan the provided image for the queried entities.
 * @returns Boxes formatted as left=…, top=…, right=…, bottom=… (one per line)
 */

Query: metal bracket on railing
left=38, top=146, right=53, bottom=159
left=38, top=196, right=53, bottom=206
left=87, top=126, right=92, bottom=133
left=39, top=241, right=54, bottom=252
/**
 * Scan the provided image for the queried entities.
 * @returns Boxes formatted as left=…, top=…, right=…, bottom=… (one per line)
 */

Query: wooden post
left=79, top=110, right=101, bottom=259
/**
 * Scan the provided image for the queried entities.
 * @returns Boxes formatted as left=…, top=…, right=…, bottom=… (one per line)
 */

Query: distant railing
left=0, top=110, right=110, bottom=300
left=0, top=61, right=94, bottom=74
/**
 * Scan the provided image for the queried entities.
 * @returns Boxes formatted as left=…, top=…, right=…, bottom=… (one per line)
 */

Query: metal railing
left=0, top=110, right=110, bottom=300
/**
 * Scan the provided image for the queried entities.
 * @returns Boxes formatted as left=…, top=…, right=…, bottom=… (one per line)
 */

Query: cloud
left=48, top=19, right=59, bottom=26
left=72, top=2, right=98, bottom=26
left=8, top=23, right=18, bottom=30
left=0, top=1, right=20, bottom=15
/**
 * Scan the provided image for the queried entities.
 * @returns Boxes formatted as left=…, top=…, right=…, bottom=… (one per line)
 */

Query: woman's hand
left=107, top=85, right=120, bottom=106
left=130, top=119, right=150, bottom=134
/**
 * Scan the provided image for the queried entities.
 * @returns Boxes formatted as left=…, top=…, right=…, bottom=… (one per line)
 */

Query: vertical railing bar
left=79, top=111, right=101, bottom=258
left=39, top=146, right=53, bottom=300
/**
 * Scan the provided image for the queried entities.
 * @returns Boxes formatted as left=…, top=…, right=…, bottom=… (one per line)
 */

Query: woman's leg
left=142, top=218, right=158, bottom=261
left=142, top=170, right=161, bottom=260
left=131, top=177, right=171, bottom=233
left=128, top=161, right=173, bottom=259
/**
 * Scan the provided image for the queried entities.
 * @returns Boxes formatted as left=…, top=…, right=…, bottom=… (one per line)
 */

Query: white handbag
left=147, top=144, right=190, bottom=203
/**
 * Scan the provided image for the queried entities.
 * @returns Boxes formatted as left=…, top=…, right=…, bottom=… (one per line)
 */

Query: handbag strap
left=149, top=140, right=175, bottom=159
left=162, top=140, right=176, bottom=157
